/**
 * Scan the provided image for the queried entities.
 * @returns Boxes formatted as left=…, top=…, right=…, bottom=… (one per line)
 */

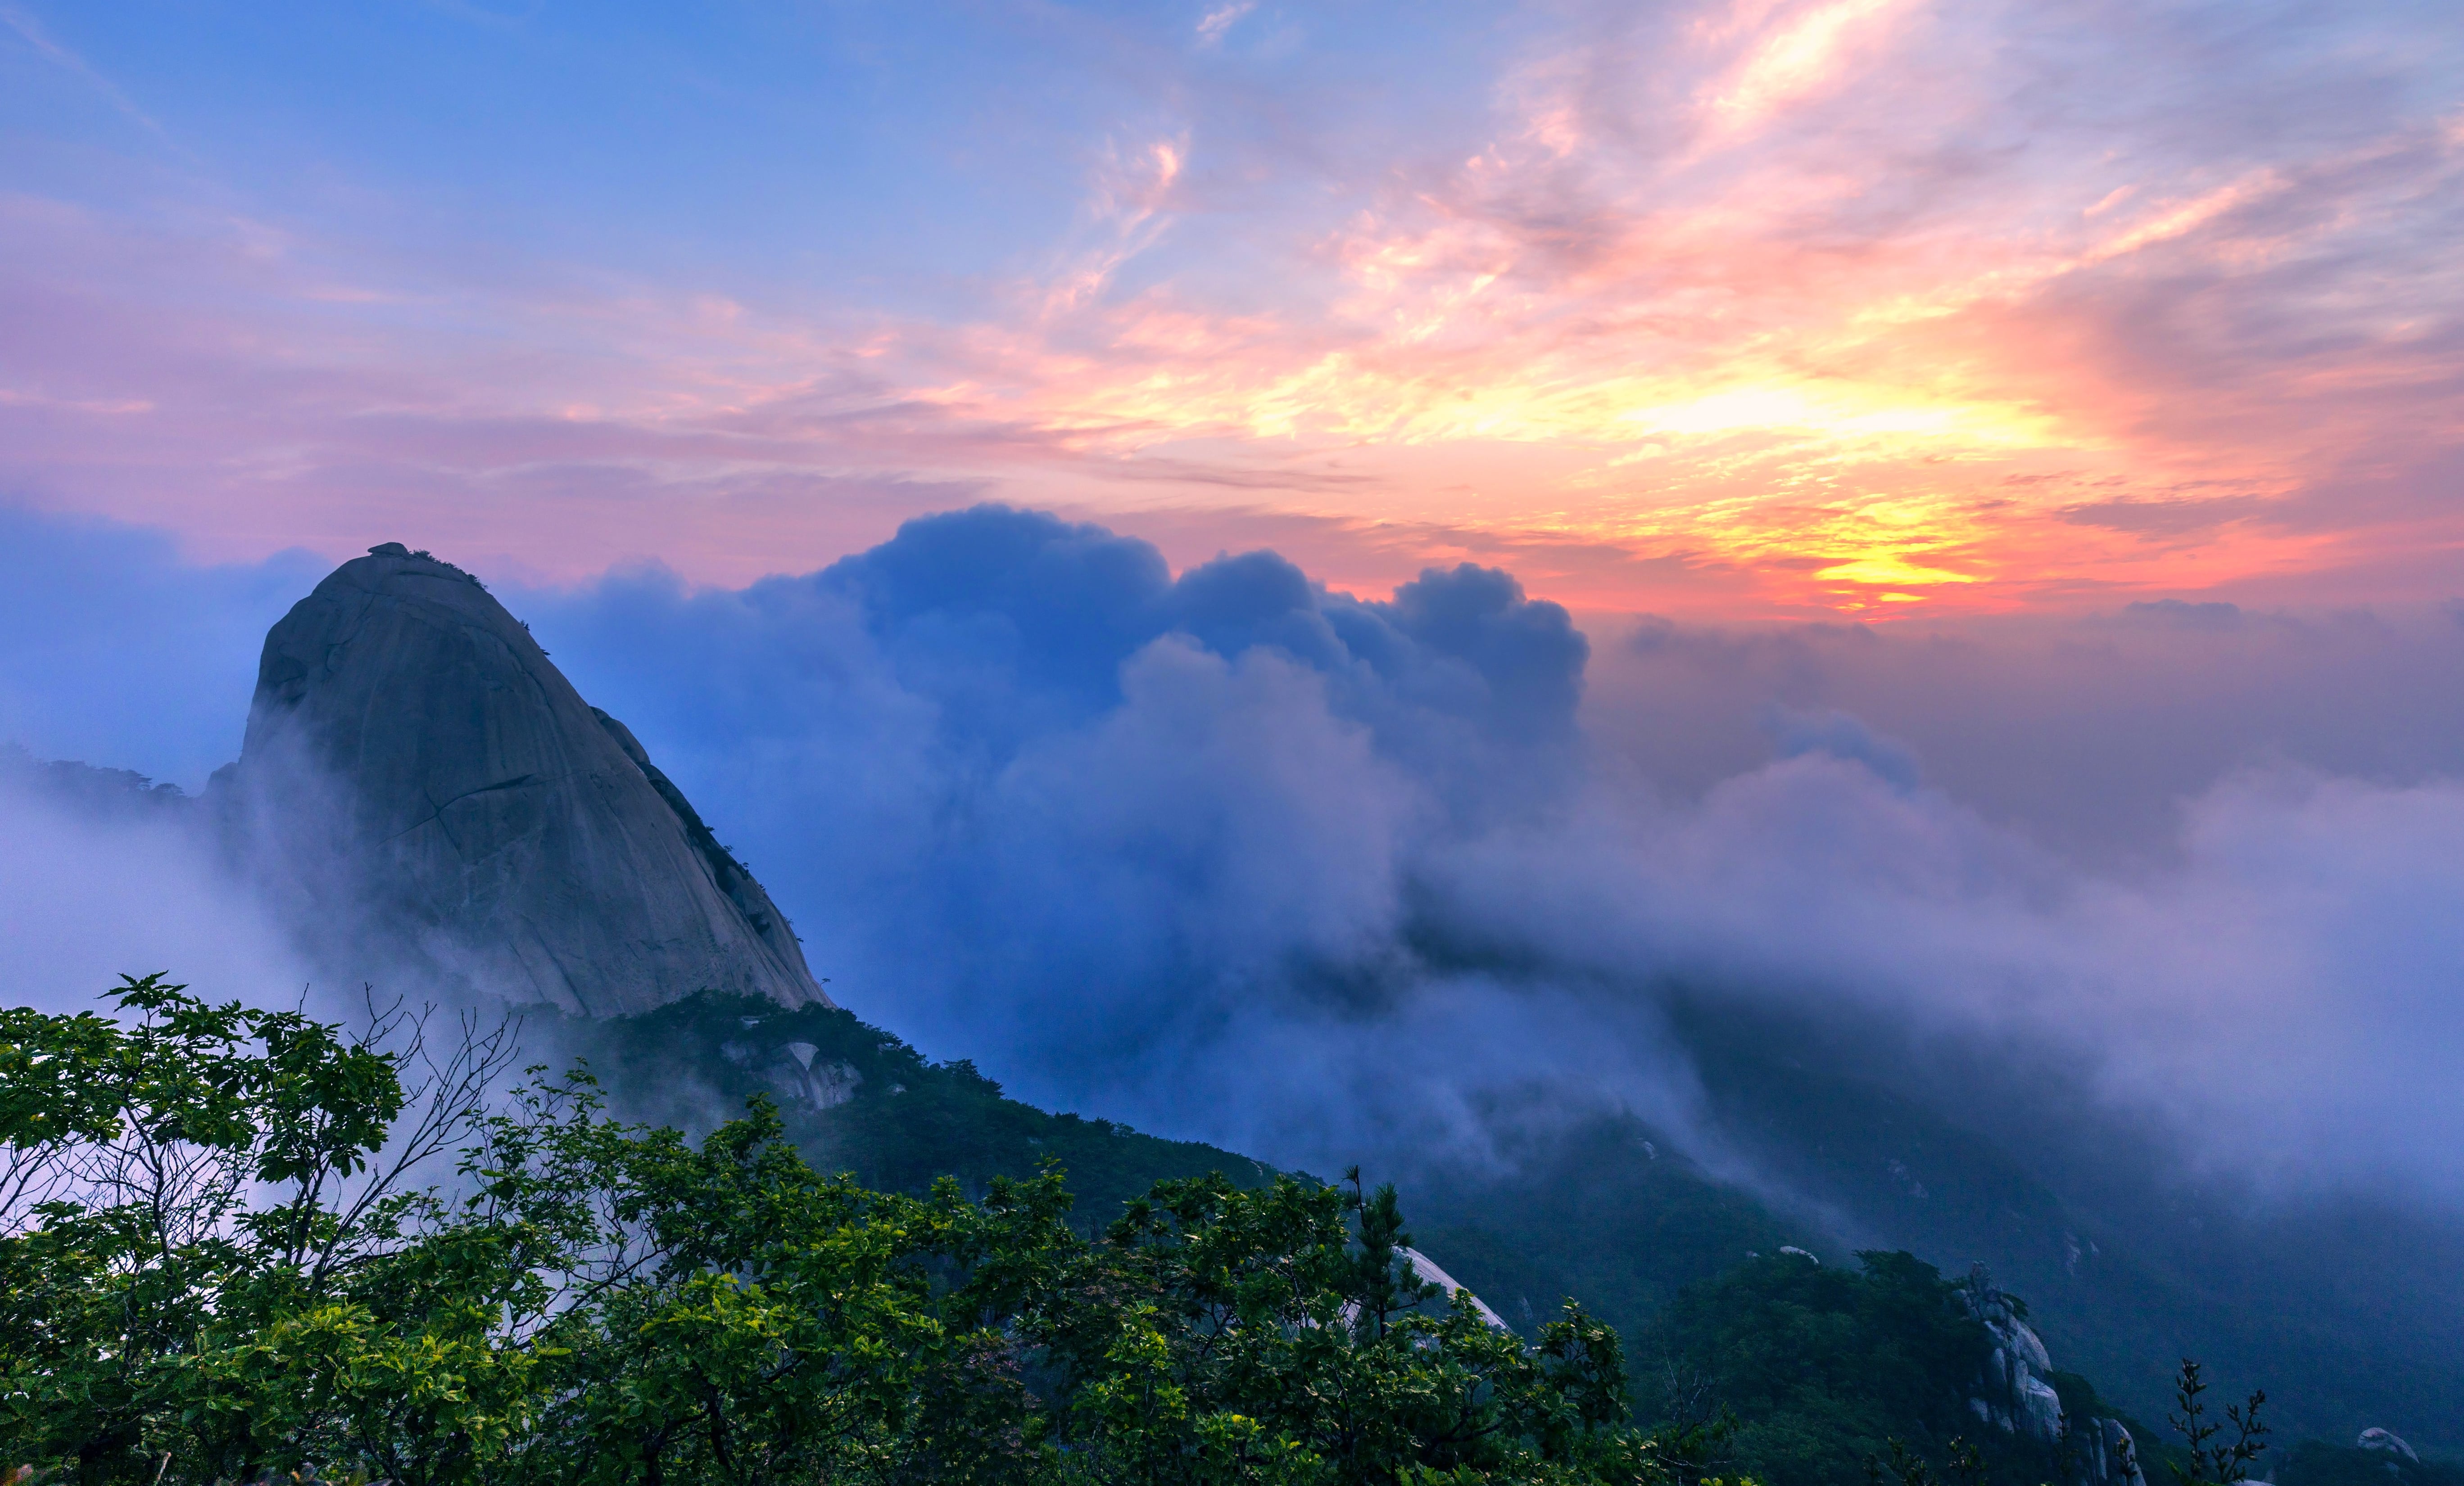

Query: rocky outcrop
left=2077, top=1418, right=2149, bottom=1486
left=1959, top=1265, right=2146, bottom=1486
left=1961, top=1264, right=2066, bottom=1441
left=2359, top=1430, right=2420, bottom=1465
left=223, top=543, right=830, bottom=1016
left=724, top=1034, right=865, bottom=1111
left=1400, top=1248, right=1510, bottom=1331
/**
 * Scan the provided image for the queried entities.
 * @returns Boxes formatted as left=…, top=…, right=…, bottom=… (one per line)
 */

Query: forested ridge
left=0, top=978, right=2396, bottom=1486
left=0, top=977, right=1671, bottom=1483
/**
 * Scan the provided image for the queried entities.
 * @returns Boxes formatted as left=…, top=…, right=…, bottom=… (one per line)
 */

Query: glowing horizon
left=1, top=0, right=2458, bottom=617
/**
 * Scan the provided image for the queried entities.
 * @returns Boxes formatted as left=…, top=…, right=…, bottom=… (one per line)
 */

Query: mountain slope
left=223, top=543, right=828, bottom=1015
left=548, top=991, right=1277, bottom=1230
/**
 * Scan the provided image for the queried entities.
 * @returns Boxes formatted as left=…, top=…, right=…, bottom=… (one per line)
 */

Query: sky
left=4, top=0, right=2461, bottom=617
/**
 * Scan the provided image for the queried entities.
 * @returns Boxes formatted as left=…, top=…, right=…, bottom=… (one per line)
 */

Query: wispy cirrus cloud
left=0, top=0, right=2457, bottom=614
left=1195, top=1, right=1254, bottom=49
left=0, top=4, right=170, bottom=140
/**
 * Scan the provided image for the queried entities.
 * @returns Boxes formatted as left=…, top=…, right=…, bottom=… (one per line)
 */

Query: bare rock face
left=1958, top=1264, right=2146, bottom=1486
left=228, top=543, right=830, bottom=1016
left=2358, top=1429, right=2420, bottom=1465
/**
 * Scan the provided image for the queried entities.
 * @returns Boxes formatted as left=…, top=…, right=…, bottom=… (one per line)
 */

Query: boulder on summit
left=222, top=542, right=830, bottom=1016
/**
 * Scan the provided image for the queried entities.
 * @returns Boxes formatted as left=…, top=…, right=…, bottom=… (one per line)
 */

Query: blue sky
left=5, top=0, right=2460, bottom=613
left=4, top=3, right=1495, bottom=308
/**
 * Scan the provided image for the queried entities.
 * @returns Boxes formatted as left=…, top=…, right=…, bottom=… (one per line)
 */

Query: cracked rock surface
left=228, top=543, right=831, bottom=1016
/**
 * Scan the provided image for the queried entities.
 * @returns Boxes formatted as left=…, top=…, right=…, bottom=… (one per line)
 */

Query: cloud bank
left=0, top=755, right=308, bottom=1015
left=0, top=506, right=324, bottom=790
left=494, top=505, right=2464, bottom=1207
left=6, top=501, right=2464, bottom=1214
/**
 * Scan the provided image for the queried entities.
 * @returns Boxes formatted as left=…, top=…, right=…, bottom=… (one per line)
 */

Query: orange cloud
left=7, top=0, right=2454, bottom=615
left=741, top=2, right=2455, bottom=618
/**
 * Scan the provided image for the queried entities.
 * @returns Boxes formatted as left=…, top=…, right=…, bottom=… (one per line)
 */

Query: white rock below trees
left=1959, top=1264, right=2147, bottom=1486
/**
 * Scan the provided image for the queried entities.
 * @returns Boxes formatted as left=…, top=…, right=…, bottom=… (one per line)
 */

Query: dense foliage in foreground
left=553, top=996, right=2337, bottom=1472
left=0, top=978, right=1687, bottom=1485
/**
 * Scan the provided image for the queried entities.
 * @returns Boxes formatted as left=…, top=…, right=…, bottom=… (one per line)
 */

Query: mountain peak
left=231, top=548, right=830, bottom=1016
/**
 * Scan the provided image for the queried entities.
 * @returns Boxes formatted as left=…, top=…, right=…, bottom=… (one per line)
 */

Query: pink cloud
left=1, top=0, right=2458, bottom=614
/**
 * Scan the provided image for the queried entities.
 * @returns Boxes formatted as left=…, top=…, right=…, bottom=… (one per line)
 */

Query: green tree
left=1637, top=1250, right=2034, bottom=1486
left=2164, top=1360, right=2267, bottom=1486
left=1, top=976, right=1682, bottom=1486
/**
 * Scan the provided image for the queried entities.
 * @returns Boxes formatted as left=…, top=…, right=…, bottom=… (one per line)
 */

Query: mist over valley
left=6, top=501, right=2462, bottom=1465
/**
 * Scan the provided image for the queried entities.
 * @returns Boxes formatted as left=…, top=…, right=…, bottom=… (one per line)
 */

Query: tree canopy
left=0, top=976, right=1688, bottom=1485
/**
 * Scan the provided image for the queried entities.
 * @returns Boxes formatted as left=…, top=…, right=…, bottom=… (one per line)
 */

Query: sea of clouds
left=6, top=501, right=2464, bottom=1214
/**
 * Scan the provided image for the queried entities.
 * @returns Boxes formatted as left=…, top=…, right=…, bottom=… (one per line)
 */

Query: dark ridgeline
left=222, top=542, right=829, bottom=1016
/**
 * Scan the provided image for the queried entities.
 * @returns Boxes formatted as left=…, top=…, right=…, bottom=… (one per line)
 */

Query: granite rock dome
left=229, top=543, right=830, bottom=1016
